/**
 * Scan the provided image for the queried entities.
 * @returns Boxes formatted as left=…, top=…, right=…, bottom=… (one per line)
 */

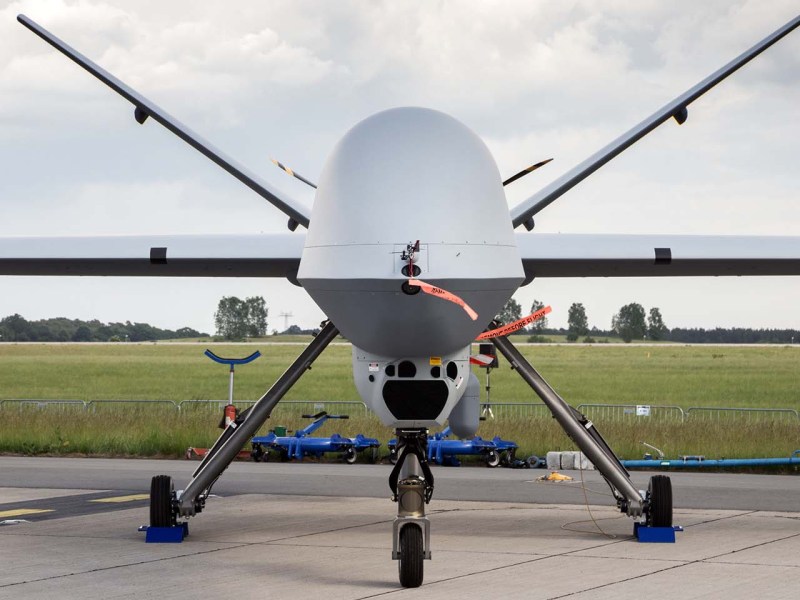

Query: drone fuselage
left=297, top=107, right=523, bottom=427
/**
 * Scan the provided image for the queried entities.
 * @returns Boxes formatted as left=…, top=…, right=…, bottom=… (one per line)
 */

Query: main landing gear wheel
left=251, top=444, right=265, bottom=462
left=485, top=450, right=500, bottom=468
left=344, top=447, right=358, bottom=464
left=150, top=474, right=176, bottom=527
left=646, top=475, right=673, bottom=527
left=398, top=524, right=424, bottom=588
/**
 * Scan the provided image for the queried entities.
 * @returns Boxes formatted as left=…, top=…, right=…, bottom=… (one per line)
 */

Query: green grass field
left=0, top=343, right=797, bottom=460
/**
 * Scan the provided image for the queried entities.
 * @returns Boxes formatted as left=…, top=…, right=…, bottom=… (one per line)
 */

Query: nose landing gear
left=390, top=429, right=434, bottom=588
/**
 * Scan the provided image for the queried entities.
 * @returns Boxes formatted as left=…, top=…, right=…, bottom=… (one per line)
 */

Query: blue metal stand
left=634, top=522, right=683, bottom=543
left=142, top=522, right=189, bottom=543
left=204, top=349, right=261, bottom=407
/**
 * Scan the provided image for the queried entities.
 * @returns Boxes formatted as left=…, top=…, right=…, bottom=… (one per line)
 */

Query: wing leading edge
left=17, top=15, right=311, bottom=231
left=0, top=234, right=304, bottom=280
left=517, top=234, right=800, bottom=282
left=509, top=15, right=800, bottom=230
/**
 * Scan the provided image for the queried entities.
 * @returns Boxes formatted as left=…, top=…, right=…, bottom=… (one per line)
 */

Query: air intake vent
left=383, top=381, right=448, bottom=420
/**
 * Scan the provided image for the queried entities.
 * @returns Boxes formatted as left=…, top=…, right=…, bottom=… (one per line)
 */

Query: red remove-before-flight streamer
left=476, top=306, right=552, bottom=340
left=408, top=279, right=479, bottom=321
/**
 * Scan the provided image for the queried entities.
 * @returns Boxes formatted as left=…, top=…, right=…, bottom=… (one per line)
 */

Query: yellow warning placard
left=429, top=356, right=442, bottom=366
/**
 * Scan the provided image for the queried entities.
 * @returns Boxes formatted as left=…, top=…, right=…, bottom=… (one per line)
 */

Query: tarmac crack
left=350, top=537, right=632, bottom=599
left=682, top=509, right=757, bottom=527
left=202, top=517, right=395, bottom=545
left=540, top=523, right=800, bottom=599
left=0, top=543, right=257, bottom=589
left=352, top=511, right=799, bottom=599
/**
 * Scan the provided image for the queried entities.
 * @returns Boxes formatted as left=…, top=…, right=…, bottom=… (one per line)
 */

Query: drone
left=3, top=13, right=799, bottom=588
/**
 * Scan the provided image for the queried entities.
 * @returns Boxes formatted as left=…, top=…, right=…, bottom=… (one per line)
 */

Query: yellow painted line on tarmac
left=0, top=508, right=54, bottom=518
left=90, top=494, right=150, bottom=504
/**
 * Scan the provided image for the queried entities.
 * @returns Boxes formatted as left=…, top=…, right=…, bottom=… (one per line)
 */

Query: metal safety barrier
left=479, top=402, right=550, bottom=418
left=576, top=404, right=687, bottom=422
left=0, top=399, right=87, bottom=410
left=0, top=399, right=797, bottom=422
left=86, top=399, right=179, bottom=411
left=685, top=406, right=799, bottom=422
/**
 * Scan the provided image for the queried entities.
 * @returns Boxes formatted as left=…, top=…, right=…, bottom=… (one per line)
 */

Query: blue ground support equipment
left=388, top=427, right=522, bottom=467
left=634, top=523, right=684, bottom=543
left=204, top=349, right=261, bottom=406
left=621, top=450, right=800, bottom=469
left=141, top=522, right=189, bottom=543
left=250, top=412, right=380, bottom=463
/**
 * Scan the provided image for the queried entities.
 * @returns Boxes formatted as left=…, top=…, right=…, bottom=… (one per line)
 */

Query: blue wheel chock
left=634, top=522, right=683, bottom=543
left=141, top=522, right=189, bottom=543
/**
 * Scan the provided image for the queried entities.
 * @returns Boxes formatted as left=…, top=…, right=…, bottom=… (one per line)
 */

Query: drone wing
left=0, top=234, right=304, bottom=281
left=17, top=15, right=311, bottom=231
left=510, top=15, right=800, bottom=230
left=517, top=234, right=800, bottom=281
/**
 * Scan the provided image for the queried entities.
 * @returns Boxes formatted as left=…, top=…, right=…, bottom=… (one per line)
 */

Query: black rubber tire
left=149, top=475, right=175, bottom=528
left=251, top=444, right=264, bottom=462
left=526, top=455, right=540, bottom=469
left=647, top=475, right=673, bottom=527
left=389, top=448, right=398, bottom=465
left=485, top=450, right=501, bottom=468
left=344, top=447, right=358, bottom=464
left=398, top=524, right=424, bottom=588
left=499, top=451, right=510, bottom=467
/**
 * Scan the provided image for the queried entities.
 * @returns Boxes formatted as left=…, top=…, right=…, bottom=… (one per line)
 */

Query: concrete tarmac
left=1, top=457, right=798, bottom=599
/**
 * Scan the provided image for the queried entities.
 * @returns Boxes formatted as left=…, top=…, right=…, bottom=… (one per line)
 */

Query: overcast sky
left=1, top=0, right=798, bottom=334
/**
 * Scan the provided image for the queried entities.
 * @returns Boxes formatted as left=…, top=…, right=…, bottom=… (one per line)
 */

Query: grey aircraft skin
left=3, top=12, right=800, bottom=589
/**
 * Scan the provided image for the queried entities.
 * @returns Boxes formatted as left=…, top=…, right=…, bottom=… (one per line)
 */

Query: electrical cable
left=560, top=454, right=623, bottom=538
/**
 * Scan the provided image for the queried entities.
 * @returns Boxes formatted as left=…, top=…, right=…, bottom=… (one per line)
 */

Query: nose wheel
left=398, top=523, right=424, bottom=588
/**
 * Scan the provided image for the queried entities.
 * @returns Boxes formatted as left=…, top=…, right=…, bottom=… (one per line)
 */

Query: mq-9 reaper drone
left=5, top=13, right=800, bottom=589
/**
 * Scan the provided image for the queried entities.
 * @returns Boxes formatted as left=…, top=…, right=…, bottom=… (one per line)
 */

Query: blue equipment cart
left=388, top=427, right=518, bottom=467
left=251, top=412, right=380, bottom=464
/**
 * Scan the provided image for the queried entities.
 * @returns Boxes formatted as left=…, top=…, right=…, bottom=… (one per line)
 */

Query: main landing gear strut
left=148, top=322, right=340, bottom=526
left=490, top=334, right=672, bottom=527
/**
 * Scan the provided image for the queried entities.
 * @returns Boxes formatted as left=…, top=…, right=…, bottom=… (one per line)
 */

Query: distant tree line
left=213, top=296, right=321, bottom=339
left=277, top=324, right=322, bottom=336
left=0, top=314, right=207, bottom=342
left=495, top=299, right=798, bottom=344
left=214, top=296, right=268, bottom=340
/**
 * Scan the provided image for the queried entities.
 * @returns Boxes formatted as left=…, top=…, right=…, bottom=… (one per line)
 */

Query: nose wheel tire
left=150, top=475, right=176, bottom=528
left=646, top=475, right=673, bottom=527
left=398, top=524, right=424, bottom=588
left=485, top=450, right=500, bottom=468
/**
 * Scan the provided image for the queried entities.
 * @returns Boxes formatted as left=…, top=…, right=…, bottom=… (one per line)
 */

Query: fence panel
left=0, top=399, right=87, bottom=411
left=686, top=407, right=799, bottom=422
left=3, top=399, right=798, bottom=423
left=480, top=403, right=550, bottom=419
left=85, top=399, right=179, bottom=414
left=576, top=404, right=686, bottom=422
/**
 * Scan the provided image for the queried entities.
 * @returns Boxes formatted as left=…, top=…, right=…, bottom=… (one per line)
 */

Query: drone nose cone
left=306, top=106, right=516, bottom=246
left=298, top=107, right=523, bottom=356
